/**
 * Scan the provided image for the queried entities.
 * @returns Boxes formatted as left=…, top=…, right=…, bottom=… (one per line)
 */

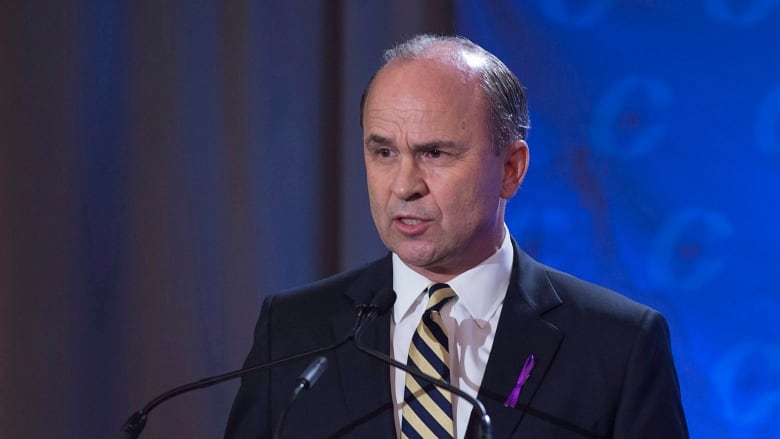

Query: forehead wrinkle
left=367, top=104, right=447, bottom=138
left=368, top=106, right=476, bottom=153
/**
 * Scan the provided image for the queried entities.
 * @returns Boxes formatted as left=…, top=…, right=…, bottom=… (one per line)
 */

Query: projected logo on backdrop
left=714, top=343, right=780, bottom=424
left=649, top=208, right=732, bottom=293
left=705, top=0, right=780, bottom=25
left=590, top=76, right=674, bottom=160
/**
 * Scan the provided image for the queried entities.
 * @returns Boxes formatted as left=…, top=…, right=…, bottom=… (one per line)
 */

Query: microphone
left=119, top=297, right=372, bottom=438
left=355, top=286, right=397, bottom=329
left=358, top=290, right=605, bottom=439
left=354, top=288, right=493, bottom=439
left=272, top=356, right=328, bottom=439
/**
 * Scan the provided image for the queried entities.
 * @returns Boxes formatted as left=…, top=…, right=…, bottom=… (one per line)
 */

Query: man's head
left=361, top=34, right=530, bottom=154
left=361, top=34, right=530, bottom=282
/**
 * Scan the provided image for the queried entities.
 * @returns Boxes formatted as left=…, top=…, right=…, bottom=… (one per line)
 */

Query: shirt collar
left=392, top=225, right=514, bottom=328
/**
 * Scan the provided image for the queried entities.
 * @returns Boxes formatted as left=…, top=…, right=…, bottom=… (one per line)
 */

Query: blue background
left=457, top=1, right=780, bottom=437
left=2, top=2, right=778, bottom=437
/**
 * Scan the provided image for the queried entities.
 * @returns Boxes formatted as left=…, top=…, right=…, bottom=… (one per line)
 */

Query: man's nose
left=390, top=157, right=427, bottom=201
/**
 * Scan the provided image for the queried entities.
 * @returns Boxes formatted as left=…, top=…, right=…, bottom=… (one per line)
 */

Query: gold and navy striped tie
left=401, top=283, right=456, bottom=439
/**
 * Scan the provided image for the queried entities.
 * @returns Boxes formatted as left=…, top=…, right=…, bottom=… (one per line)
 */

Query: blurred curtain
left=0, top=1, right=453, bottom=438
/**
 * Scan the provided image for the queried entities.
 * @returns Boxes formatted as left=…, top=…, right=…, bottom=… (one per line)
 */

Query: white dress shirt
left=390, top=226, right=513, bottom=438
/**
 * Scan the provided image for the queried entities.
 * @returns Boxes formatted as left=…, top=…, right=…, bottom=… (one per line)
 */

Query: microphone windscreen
left=373, top=288, right=397, bottom=314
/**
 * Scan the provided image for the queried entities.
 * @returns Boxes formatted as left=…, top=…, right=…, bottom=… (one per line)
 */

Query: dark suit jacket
left=225, top=243, right=688, bottom=438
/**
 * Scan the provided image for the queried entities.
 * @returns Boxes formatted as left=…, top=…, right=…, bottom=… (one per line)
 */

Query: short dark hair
left=360, top=34, right=530, bottom=154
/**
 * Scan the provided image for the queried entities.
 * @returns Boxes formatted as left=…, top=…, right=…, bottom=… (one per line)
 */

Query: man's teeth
left=400, top=218, right=422, bottom=225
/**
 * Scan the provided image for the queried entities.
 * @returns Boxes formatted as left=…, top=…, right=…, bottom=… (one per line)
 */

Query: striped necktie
left=400, top=283, right=456, bottom=439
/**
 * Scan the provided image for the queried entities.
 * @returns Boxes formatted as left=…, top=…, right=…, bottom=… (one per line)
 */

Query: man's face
left=362, top=58, right=527, bottom=282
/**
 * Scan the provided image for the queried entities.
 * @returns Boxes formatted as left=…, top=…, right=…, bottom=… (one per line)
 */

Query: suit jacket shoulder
left=476, top=243, right=688, bottom=438
left=224, top=254, right=396, bottom=439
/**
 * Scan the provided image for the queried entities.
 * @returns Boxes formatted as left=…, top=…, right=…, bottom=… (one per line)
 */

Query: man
left=225, top=35, right=688, bottom=438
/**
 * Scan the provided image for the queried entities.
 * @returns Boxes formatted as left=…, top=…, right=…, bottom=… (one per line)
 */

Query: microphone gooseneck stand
left=119, top=288, right=494, bottom=439
left=360, top=289, right=608, bottom=439
left=354, top=288, right=493, bottom=439
left=272, top=356, right=329, bottom=439
left=118, top=297, right=380, bottom=439
left=118, top=346, right=340, bottom=439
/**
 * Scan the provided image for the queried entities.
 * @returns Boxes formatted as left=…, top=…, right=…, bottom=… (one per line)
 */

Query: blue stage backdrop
left=457, top=2, right=780, bottom=438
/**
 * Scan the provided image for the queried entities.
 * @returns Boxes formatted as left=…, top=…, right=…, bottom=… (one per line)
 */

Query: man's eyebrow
left=365, top=134, right=392, bottom=146
left=365, top=136, right=460, bottom=151
left=411, top=140, right=458, bottom=151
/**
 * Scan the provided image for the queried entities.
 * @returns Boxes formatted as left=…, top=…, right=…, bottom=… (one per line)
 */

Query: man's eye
left=428, top=149, right=442, bottom=158
left=378, top=148, right=392, bottom=157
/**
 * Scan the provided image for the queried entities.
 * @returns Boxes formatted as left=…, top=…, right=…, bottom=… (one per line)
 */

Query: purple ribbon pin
left=504, top=354, right=535, bottom=408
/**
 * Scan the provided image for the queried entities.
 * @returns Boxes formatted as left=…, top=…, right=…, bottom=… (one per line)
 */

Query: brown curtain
left=0, top=1, right=453, bottom=438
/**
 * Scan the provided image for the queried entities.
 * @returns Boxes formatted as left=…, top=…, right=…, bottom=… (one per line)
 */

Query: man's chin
left=395, top=252, right=461, bottom=283
left=394, top=243, right=455, bottom=273
left=393, top=245, right=438, bottom=270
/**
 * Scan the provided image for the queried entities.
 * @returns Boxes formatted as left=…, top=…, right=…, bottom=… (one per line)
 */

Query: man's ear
left=500, top=140, right=529, bottom=199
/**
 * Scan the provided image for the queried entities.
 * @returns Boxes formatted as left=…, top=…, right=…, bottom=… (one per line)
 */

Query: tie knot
left=426, top=283, right=455, bottom=312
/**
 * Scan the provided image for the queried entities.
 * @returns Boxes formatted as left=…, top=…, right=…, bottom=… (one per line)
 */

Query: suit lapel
left=330, top=255, right=396, bottom=438
left=469, top=244, right=564, bottom=438
left=331, top=245, right=565, bottom=437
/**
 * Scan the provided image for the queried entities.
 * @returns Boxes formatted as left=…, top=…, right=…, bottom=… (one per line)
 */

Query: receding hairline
left=361, top=40, right=492, bottom=122
left=388, top=39, right=489, bottom=75
left=360, top=34, right=530, bottom=152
